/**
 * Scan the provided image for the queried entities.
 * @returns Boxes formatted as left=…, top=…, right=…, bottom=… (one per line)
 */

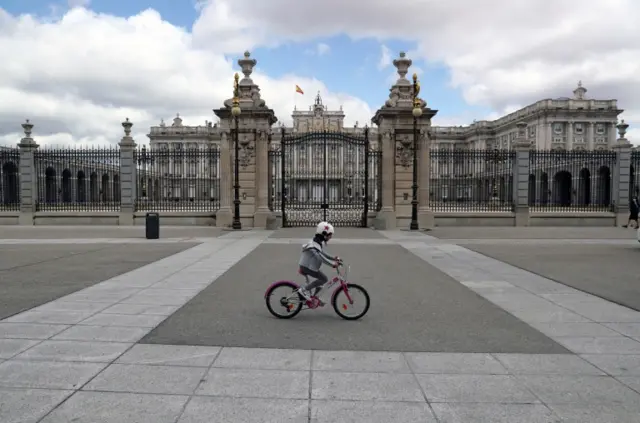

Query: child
left=297, top=221, right=341, bottom=301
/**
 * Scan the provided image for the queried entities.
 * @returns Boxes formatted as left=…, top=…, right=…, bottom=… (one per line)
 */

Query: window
left=554, top=123, right=563, bottom=134
left=596, top=124, right=605, bottom=134
left=574, top=123, right=583, bottom=134
left=553, top=137, right=563, bottom=143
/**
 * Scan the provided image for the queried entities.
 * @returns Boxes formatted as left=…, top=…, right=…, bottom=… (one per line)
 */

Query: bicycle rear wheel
left=332, top=283, right=370, bottom=320
left=265, top=281, right=303, bottom=319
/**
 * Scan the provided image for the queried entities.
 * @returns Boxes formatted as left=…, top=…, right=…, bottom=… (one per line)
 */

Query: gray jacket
left=298, top=239, right=337, bottom=271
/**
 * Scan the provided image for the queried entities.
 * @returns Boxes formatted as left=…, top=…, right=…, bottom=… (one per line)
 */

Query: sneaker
left=298, top=287, right=312, bottom=301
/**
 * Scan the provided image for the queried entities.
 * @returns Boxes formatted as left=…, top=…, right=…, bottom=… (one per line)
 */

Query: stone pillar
left=512, top=121, right=531, bottom=226
left=566, top=121, right=574, bottom=150
left=417, top=128, right=434, bottom=228
left=213, top=51, right=277, bottom=228
left=613, top=120, right=631, bottom=226
left=371, top=51, right=437, bottom=230
left=216, top=130, right=232, bottom=227
left=587, top=122, right=595, bottom=150
left=118, top=118, right=137, bottom=225
left=17, top=120, right=38, bottom=225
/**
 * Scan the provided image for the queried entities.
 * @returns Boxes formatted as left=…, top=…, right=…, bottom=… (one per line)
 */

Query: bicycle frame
left=270, top=264, right=352, bottom=311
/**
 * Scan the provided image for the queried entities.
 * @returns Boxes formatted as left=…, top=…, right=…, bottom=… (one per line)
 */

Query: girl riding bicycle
left=297, top=221, right=342, bottom=301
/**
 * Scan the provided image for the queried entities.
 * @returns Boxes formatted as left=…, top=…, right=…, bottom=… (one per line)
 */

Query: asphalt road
left=0, top=226, right=223, bottom=239
left=142, top=244, right=567, bottom=353
left=462, top=243, right=640, bottom=312
left=268, top=227, right=384, bottom=239
left=0, top=243, right=198, bottom=319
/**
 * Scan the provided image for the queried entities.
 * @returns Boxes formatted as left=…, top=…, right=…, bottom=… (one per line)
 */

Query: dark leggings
left=300, top=266, right=328, bottom=291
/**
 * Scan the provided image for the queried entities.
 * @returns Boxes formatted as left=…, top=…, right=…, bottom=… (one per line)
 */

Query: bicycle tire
left=265, top=281, right=303, bottom=319
left=331, top=283, right=370, bottom=320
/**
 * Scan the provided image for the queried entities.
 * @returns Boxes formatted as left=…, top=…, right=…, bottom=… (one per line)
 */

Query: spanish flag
left=295, top=85, right=304, bottom=95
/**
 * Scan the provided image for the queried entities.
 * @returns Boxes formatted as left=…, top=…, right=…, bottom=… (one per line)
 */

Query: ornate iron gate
left=275, top=129, right=379, bottom=227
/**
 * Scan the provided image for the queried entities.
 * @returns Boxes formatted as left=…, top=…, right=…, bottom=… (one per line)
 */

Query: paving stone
left=430, top=403, right=561, bottom=423
left=604, top=322, right=640, bottom=337
left=13, top=340, right=131, bottom=363
left=62, top=288, right=141, bottom=303
left=580, top=354, right=640, bottom=376
left=517, top=374, right=640, bottom=404
left=493, top=353, right=605, bottom=375
left=528, top=322, right=621, bottom=337
left=312, top=350, right=410, bottom=373
left=176, top=396, right=308, bottom=423
left=4, top=310, right=97, bottom=325
left=100, top=303, right=179, bottom=316
left=311, top=372, right=424, bottom=402
left=39, top=391, right=188, bottom=423
left=310, top=400, right=436, bottom=423
left=507, top=309, right=590, bottom=323
left=0, top=360, right=107, bottom=390
left=0, top=323, right=70, bottom=340
left=0, top=339, right=40, bottom=359
left=212, top=347, right=311, bottom=370
left=416, top=374, right=538, bottom=403
left=562, top=303, right=640, bottom=323
left=547, top=403, right=640, bottom=423
left=78, top=313, right=167, bottom=328
left=52, top=325, right=149, bottom=343
left=617, top=376, right=640, bottom=394
left=405, top=352, right=508, bottom=374
left=115, top=344, right=220, bottom=367
left=195, top=368, right=309, bottom=399
left=553, top=336, right=640, bottom=354
left=32, top=301, right=113, bottom=314
left=83, top=363, right=207, bottom=395
left=0, top=388, right=73, bottom=423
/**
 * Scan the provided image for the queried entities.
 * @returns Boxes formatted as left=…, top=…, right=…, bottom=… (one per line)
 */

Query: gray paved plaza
left=1, top=226, right=640, bottom=422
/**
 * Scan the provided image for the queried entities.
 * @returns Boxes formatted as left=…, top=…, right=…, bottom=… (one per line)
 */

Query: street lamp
left=410, top=73, right=423, bottom=230
left=231, top=72, right=242, bottom=230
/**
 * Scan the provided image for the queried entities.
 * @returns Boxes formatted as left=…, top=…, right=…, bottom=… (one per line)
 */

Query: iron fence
left=529, top=149, right=617, bottom=212
left=370, top=149, right=382, bottom=212
left=34, top=146, right=121, bottom=211
left=1, top=147, right=20, bottom=211
left=430, top=149, right=515, bottom=212
left=134, top=145, right=221, bottom=212
left=268, top=143, right=282, bottom=212
left=630, top=151, right=640, bottom=199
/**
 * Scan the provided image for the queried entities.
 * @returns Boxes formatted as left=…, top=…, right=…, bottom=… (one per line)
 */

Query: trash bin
left=145, top=212, right=159, bottom=239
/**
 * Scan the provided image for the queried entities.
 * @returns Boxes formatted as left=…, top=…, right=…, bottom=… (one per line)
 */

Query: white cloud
left=316, top=42, right=330, bottom=56
left=193, top=0, right=640, bottom=139
left=377, top=44, right=391, bottom=70
left=0, top=7, right=372, bottom=146
left=67, top=0, right=90, bottom=8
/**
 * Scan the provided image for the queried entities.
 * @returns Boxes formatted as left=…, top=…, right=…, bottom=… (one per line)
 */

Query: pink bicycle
left=264, top=263, right=370, bottom=320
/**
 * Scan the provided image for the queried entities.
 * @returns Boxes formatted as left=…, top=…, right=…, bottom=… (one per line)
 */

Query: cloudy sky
left=0, top=0, right=638, bottom=146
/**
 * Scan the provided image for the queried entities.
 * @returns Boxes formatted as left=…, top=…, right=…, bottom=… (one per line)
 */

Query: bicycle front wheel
left=332, top=283, right=370, bottom=320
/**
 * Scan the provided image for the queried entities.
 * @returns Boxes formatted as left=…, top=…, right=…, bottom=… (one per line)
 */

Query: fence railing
left=430, top=149, right=515, bottom=212
left=1, top=148, right=20, bottom=211
left=134, top=146, right=221, bottom=212
left=630, top=151, right=640, bottom=198
left=529, top=149, right=617, bottom=212
left=34, top=147, right=121, bottom=211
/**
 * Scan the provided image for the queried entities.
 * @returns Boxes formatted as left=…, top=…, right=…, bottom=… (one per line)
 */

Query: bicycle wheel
left=332, top=283, right=370, bottom=320
left=265, top=281, right=303, bottom=319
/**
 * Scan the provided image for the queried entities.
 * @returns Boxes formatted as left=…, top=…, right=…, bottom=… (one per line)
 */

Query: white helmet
left=316, top=221, right=335, bottom=237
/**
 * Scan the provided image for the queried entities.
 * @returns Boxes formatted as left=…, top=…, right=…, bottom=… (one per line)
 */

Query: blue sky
left=3, top=0, right=495, bottom=124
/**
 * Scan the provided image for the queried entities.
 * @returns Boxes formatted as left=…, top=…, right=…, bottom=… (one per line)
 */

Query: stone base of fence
left=0, top=210, right=620, bottom=228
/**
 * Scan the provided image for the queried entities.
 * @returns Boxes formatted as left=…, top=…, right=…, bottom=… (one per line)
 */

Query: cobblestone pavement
left=0, top=228, right=639, bottom=422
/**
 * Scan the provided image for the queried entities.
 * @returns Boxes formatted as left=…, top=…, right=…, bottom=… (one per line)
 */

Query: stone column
left=17, top=120, right=38, bottom=225
left=613, top=120, right=631, bottom=226
left=213, top=51, right=277, bottom=228
left=216, top=130, right=232, bottom=227
left=417, top=128, right=434, bottom=228
left=609, top=122, right=618, bottom=147
left=512, top=121, right=531, bottom=226
left=371, top=51, right=437, bottom=230
left=587, top=122, right=595, bottom=150
left=375, top=128, right=396, bottom=229
left=566, top=121, right=574, bottom=150
left=118, top=118, right=137, bottom=225
left=253, top=129, right=271, bottom=227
